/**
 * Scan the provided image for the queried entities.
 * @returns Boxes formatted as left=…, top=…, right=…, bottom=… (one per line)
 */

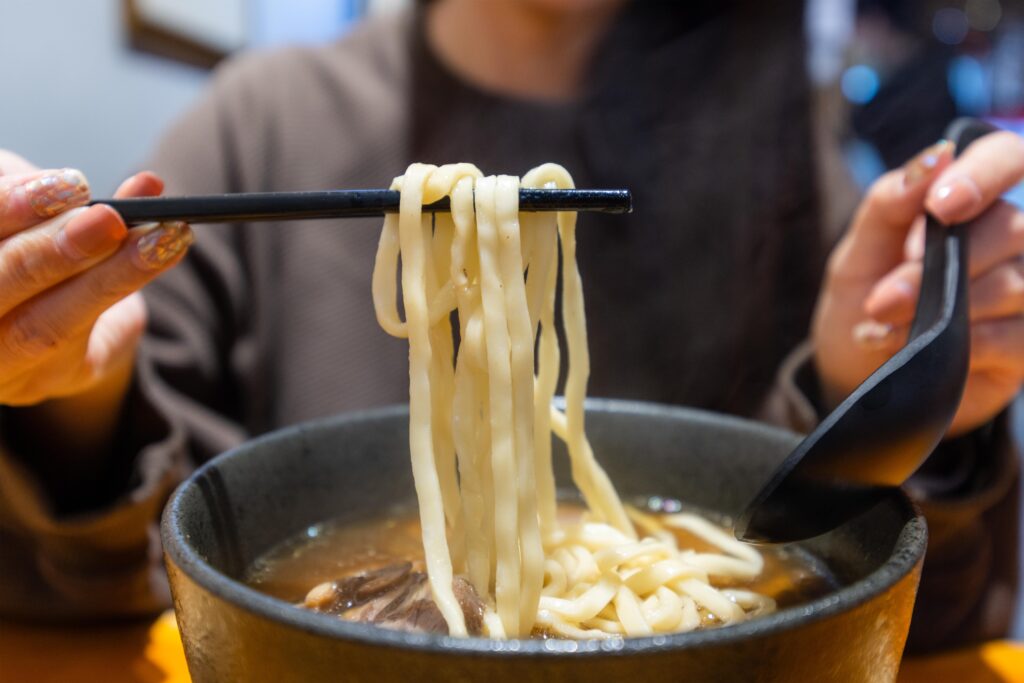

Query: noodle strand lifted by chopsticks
left=372, top=163, right=774, bottom=638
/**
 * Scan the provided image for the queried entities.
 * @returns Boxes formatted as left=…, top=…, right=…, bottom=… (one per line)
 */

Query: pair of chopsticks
left=90, top=189, right=632, bottom=225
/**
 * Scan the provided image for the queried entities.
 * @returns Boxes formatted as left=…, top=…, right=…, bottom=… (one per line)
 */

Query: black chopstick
left=90, top=189, right=632, bottom=225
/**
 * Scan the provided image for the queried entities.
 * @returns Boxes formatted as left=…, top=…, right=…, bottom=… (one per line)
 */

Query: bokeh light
left=841, top=64, right=880, bottom=104
left=948, top=55, right=989, bottom=113
left=965, top=0, right=1002, bottom=32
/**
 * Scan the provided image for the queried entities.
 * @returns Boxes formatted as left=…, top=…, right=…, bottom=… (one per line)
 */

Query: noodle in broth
left=248, top=505, right=835, bottom=638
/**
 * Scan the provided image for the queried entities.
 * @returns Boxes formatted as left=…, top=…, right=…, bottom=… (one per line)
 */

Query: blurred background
left=808, top=0, right=1024, bottom=203
left=0, top=0, right=398, bottom=193
left=1, top=0, right=1023, bottom=636
left=2, top=0, right=1023, bottom=197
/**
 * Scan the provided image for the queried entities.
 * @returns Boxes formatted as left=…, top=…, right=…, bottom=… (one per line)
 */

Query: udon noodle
left=372, top=163, right=775, bottom=639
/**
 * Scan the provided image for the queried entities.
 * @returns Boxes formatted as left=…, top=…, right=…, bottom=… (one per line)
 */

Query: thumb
left=0, top=150, right=40, bottom=177
left=831, top=140, right=953, bottom=284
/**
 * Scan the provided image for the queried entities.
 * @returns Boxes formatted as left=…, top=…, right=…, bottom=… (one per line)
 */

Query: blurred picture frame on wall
left=124, top=0, right=247, bottom=69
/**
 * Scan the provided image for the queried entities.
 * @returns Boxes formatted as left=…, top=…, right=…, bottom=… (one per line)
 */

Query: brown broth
left=246, top=504, right=836, bottom=632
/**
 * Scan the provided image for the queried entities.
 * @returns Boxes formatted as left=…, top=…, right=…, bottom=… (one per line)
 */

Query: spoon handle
left=909, top=118, right=997, bottom=341
left=908, top=219, right=966, bottom=340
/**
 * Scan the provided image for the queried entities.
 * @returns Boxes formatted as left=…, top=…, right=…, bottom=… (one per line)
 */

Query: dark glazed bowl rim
left=162, top=398, right=927, bottom=657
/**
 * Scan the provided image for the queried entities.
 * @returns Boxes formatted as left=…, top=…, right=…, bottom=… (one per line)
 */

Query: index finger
left=926, top=131, right=1024, bottom=225
left=0, top=168, right=91, bottom=237
left=0, top=150, right=39, bottom=177
left=112, top=171, right=164, bottom=200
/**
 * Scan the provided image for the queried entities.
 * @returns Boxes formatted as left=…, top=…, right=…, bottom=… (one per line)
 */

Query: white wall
left=0, top=0, right=209, bottom=194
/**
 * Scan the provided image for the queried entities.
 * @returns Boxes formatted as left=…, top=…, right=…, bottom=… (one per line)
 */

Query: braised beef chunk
left=354, top=562, right=415, bottom=601
left=372, top=573, right=448, bottom=633
left=303, top=563, right=485, bottom=636
left=303, top=562, right=413, bottom=615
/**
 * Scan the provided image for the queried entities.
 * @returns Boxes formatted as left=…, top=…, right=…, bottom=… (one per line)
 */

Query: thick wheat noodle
left=518, top=203, right=559, bottom=538
left=450, top=178, right=489, bottom=596
left=425, top=210, right=465, bottom=573
left=387, top=163, right=466, bottom=635
left=372, top=163, right=775, bottom=639
left=542, top=166, right=632, bottom=536
left=473, top=176, right=523, bottom=633
left=494, top=176, right=546, bottom=630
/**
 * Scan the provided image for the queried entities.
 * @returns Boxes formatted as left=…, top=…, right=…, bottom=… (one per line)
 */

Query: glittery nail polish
left=902, top=140, right=952, bottom=188
left=135, top=222, right=193, bottom=269
left=24, top=169, right=90, bottom=218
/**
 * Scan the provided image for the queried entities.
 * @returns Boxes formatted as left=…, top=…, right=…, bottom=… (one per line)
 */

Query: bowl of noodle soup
left=163, top=401, right=924, bottom=682
left=162, top=165, right=925, bottom=682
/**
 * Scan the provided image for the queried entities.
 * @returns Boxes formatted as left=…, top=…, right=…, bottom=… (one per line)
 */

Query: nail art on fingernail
left=903, top=140, right=952, bottom=188
left=135, top=222, right=193, bottom=269
left=25, top=169, right=90, bottom=218
left=852, top=320, right=895, bottom=351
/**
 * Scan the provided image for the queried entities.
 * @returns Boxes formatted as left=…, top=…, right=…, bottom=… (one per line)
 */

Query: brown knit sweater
left=0, top=4, right=1017, bottom=652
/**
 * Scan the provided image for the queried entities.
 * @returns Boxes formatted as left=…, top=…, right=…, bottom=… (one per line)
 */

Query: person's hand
left=0, top=151, right=192, bottom=407
left=813, top=132, right=1024, bottom=438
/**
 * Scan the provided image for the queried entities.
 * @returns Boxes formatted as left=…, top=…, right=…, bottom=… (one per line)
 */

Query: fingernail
left=24, top=169, right=90, bottom=218
left=134, top=221, right=193, bottom=270
left=59, top=205, right=126, bottom=259
left=852, top=320, right=895, bottom=350
left=903, top=140, right=952, bottom=189
left=865, top=278, right=915, bottom=319
left=928, top=175, right=982, bottom=224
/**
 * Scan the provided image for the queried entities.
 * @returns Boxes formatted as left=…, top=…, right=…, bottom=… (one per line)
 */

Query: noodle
left=372, top=163, right=775, bottom=639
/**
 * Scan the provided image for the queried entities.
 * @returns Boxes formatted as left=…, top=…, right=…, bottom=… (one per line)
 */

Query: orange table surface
left=1, top=612, right=1021, bottom=683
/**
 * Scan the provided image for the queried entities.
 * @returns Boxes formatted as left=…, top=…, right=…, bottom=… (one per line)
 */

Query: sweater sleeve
left=0, top=54, right=265, bottom=619
left=762, top=342, right=1021, bottom=652
left=0, top=7, right=415, bottom=619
